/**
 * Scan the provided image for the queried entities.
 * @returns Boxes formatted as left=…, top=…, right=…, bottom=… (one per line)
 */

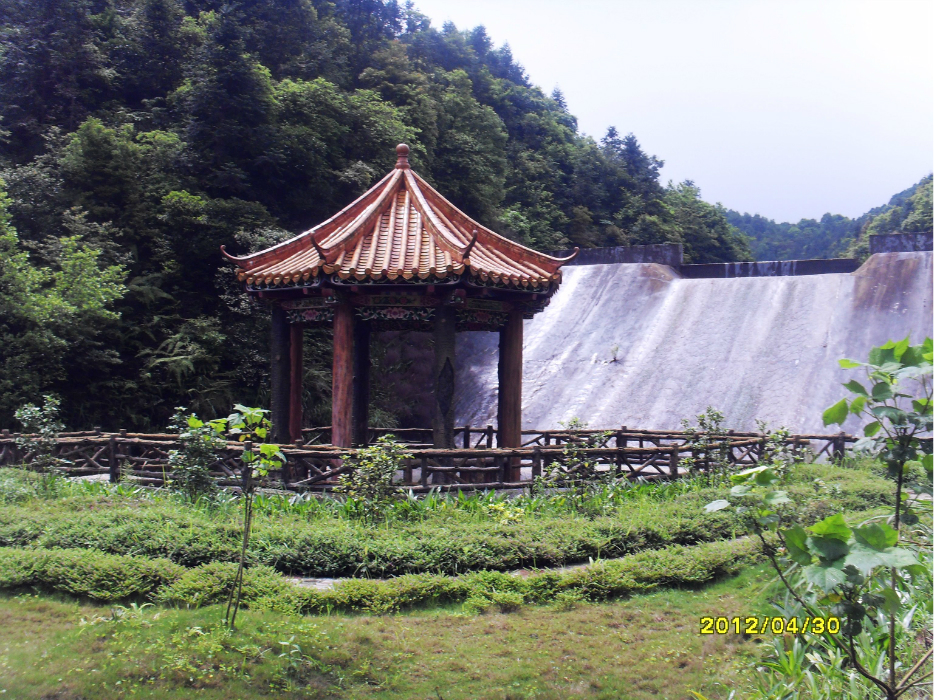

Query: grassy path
left=0, top=565, right=775, bottom=700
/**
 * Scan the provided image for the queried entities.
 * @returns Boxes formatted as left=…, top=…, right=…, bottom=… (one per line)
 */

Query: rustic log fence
left=0, top=425, right=868, bottom=492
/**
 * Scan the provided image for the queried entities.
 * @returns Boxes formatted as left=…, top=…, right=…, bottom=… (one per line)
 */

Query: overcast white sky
left=412, top=0, right=933, bottom=223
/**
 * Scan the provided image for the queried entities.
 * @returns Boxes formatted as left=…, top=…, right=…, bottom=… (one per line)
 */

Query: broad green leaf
left=893, top=336, right=910, bottom=361
left=823, top=399, right=849, bottom=426
left=876, top=547, right=920, bottom=569
left=764, top=490, right=790, bottom=506
left=842, top=565, right=865, bottom=585
left=872, top=405, right=907, bottom=424
left=754, top=468, right=779, bottom=486
left=921, top=454, right=933, bottom=474
left=854, top=522, right=897, bottom=551
left=187, top=416, right=204, bottom=428
left=838, top=359, right=862, bottom=369
left=757, top=512, right=780, bottom=528
left=808, top=513, right=852, bottom=541
left=782, top=526, right=812, bottom=565
left=804, top=562, right=847, bottom=592
left=871, top=382, right=894, bottom=401
left=704, top=500, right=730, bottom=513
left=849, top=395, right=866, bottom=415
left=843, top=380, right=869, bottom=397
left=254, top=426, right=268, bottom=439
left=869, top=345, right=896, bottom=366
left=730, top=484, right=752, bottom=497
left=807, top=536, right=849, bottom=561
left=900, top=345, right=925, bottom=367
left=842, top=543, right=885, bottom=574
left=912, top=398, right=932, bottom=414
left=863, top=421, right=881, bottom=437
left=880, top=588, right=901, bottom=614
left=733, top=465, right=770, bottom=479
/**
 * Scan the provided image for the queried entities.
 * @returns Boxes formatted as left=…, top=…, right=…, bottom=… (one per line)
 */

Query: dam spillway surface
left=454, top=252, right=933, bottom=435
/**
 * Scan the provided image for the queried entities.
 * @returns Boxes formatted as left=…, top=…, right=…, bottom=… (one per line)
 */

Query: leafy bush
left=14, top=395, right=67, bottom=475
left=155, top=538, right=763, bottom=616
left=0, top=460, right=895, bottom=578
left=709, top=337, right=933, bottom=700
left=537, top=418, right=612, bottom=492
left=0, top=547, right=183, bottom=601
left=335, top=436, right=411, bottom=521
left=155, top=562, right=294, bottom=609
left=166, top=408, right=225, bottom=500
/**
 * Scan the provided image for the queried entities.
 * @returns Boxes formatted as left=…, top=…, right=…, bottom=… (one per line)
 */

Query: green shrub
left=0, top=464, right=890, bottom=578
left=0, top=536, right=764, bottom=614
left=0, top=547, right=183, bottom=601
left=334, top=436, right=411, bottom=522
left=155, top=562, right=293, bottom=608
left=0, top=460, right=893, bottom=580
left=150, top=539, right=763, bottom=616
left=166, top=408, right=224, bottom=500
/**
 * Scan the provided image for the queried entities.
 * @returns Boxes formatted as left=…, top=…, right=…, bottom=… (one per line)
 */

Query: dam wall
left=454, top=251, right=933, bottom=435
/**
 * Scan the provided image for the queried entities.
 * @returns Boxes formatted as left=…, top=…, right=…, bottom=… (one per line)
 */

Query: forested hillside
left=727, top=175, right=932, bottom=261
left=0, top=0, right=759, bottom=429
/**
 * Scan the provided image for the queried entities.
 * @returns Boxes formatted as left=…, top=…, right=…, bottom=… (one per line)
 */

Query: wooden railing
left=0, top=426, right=865, bottom=492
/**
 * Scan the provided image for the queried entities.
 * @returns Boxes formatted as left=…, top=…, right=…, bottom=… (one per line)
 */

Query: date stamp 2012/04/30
left=700, top=616, right=841, bottom=635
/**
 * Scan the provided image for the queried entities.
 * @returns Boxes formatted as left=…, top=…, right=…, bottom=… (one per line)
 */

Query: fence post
left=670, top=447, right=679, bottom=479
left=532, top=446, right=542, bottom=480
left=486, top=425, right=493, bottom=449
left=420, top=456, right=428, bottom=488
left=833, top=432, right=846, bottom=463
left=108, top=436, right=119, bottom=483
left=464, top=424, right=471, bottom=449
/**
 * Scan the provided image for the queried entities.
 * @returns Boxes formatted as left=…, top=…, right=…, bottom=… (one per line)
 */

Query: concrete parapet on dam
left=454, top=248, right=933, bottom=436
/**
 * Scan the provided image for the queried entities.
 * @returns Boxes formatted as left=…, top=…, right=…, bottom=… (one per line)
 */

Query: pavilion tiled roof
left=223, top=145, right=577, bottom=290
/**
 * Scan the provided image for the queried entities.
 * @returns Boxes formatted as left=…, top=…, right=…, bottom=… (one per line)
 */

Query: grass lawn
left=0, top=565, right=775, bottom=700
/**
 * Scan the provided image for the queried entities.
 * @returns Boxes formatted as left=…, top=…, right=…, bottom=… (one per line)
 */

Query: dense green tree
left=729, top=175, right=932, bottom=261
left=0, top=0, right=813, bottom=427
left=665, top=181, right=752, bottom=263
left=0, top=183, right=126, bottom=425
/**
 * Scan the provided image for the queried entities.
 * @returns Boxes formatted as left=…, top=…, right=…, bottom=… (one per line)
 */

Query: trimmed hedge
left=0, top=547, right=183, bottom=601
left=0, top=496, right=745, bottom=576
left=0, top=462, right=892, bottom=578
left=0, top=538, right=761, bottom=613
left=160, top=538, right=763, bottom=614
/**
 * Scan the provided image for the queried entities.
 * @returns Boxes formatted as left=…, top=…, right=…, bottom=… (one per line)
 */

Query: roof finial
left=395, top=143, right=410, bottom=169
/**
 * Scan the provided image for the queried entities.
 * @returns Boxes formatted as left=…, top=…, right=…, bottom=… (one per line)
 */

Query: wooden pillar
left=270, top=305, right=291, bottom=444
left=432, top=305, right=456, bottom=448
left=289, top=324, right=303, bottom=444
left=352, top=319, right=371, bottom=446
left=332, top=301, right=354, bottom=448
left=498, top=309, right=523, bottom=480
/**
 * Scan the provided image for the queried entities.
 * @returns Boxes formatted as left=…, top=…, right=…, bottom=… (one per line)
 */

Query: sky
left=412, top=0, right=934, bottom=223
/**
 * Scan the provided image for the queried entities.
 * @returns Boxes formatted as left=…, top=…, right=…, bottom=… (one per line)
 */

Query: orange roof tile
left=223, top=145, right=577, bottom=290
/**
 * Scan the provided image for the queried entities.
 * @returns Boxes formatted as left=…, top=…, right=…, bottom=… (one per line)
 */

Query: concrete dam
left=454, top=237, right=933, bottom=436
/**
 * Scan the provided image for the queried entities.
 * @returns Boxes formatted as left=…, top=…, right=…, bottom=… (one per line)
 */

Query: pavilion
left=222, top=145, right=577, bottom=449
